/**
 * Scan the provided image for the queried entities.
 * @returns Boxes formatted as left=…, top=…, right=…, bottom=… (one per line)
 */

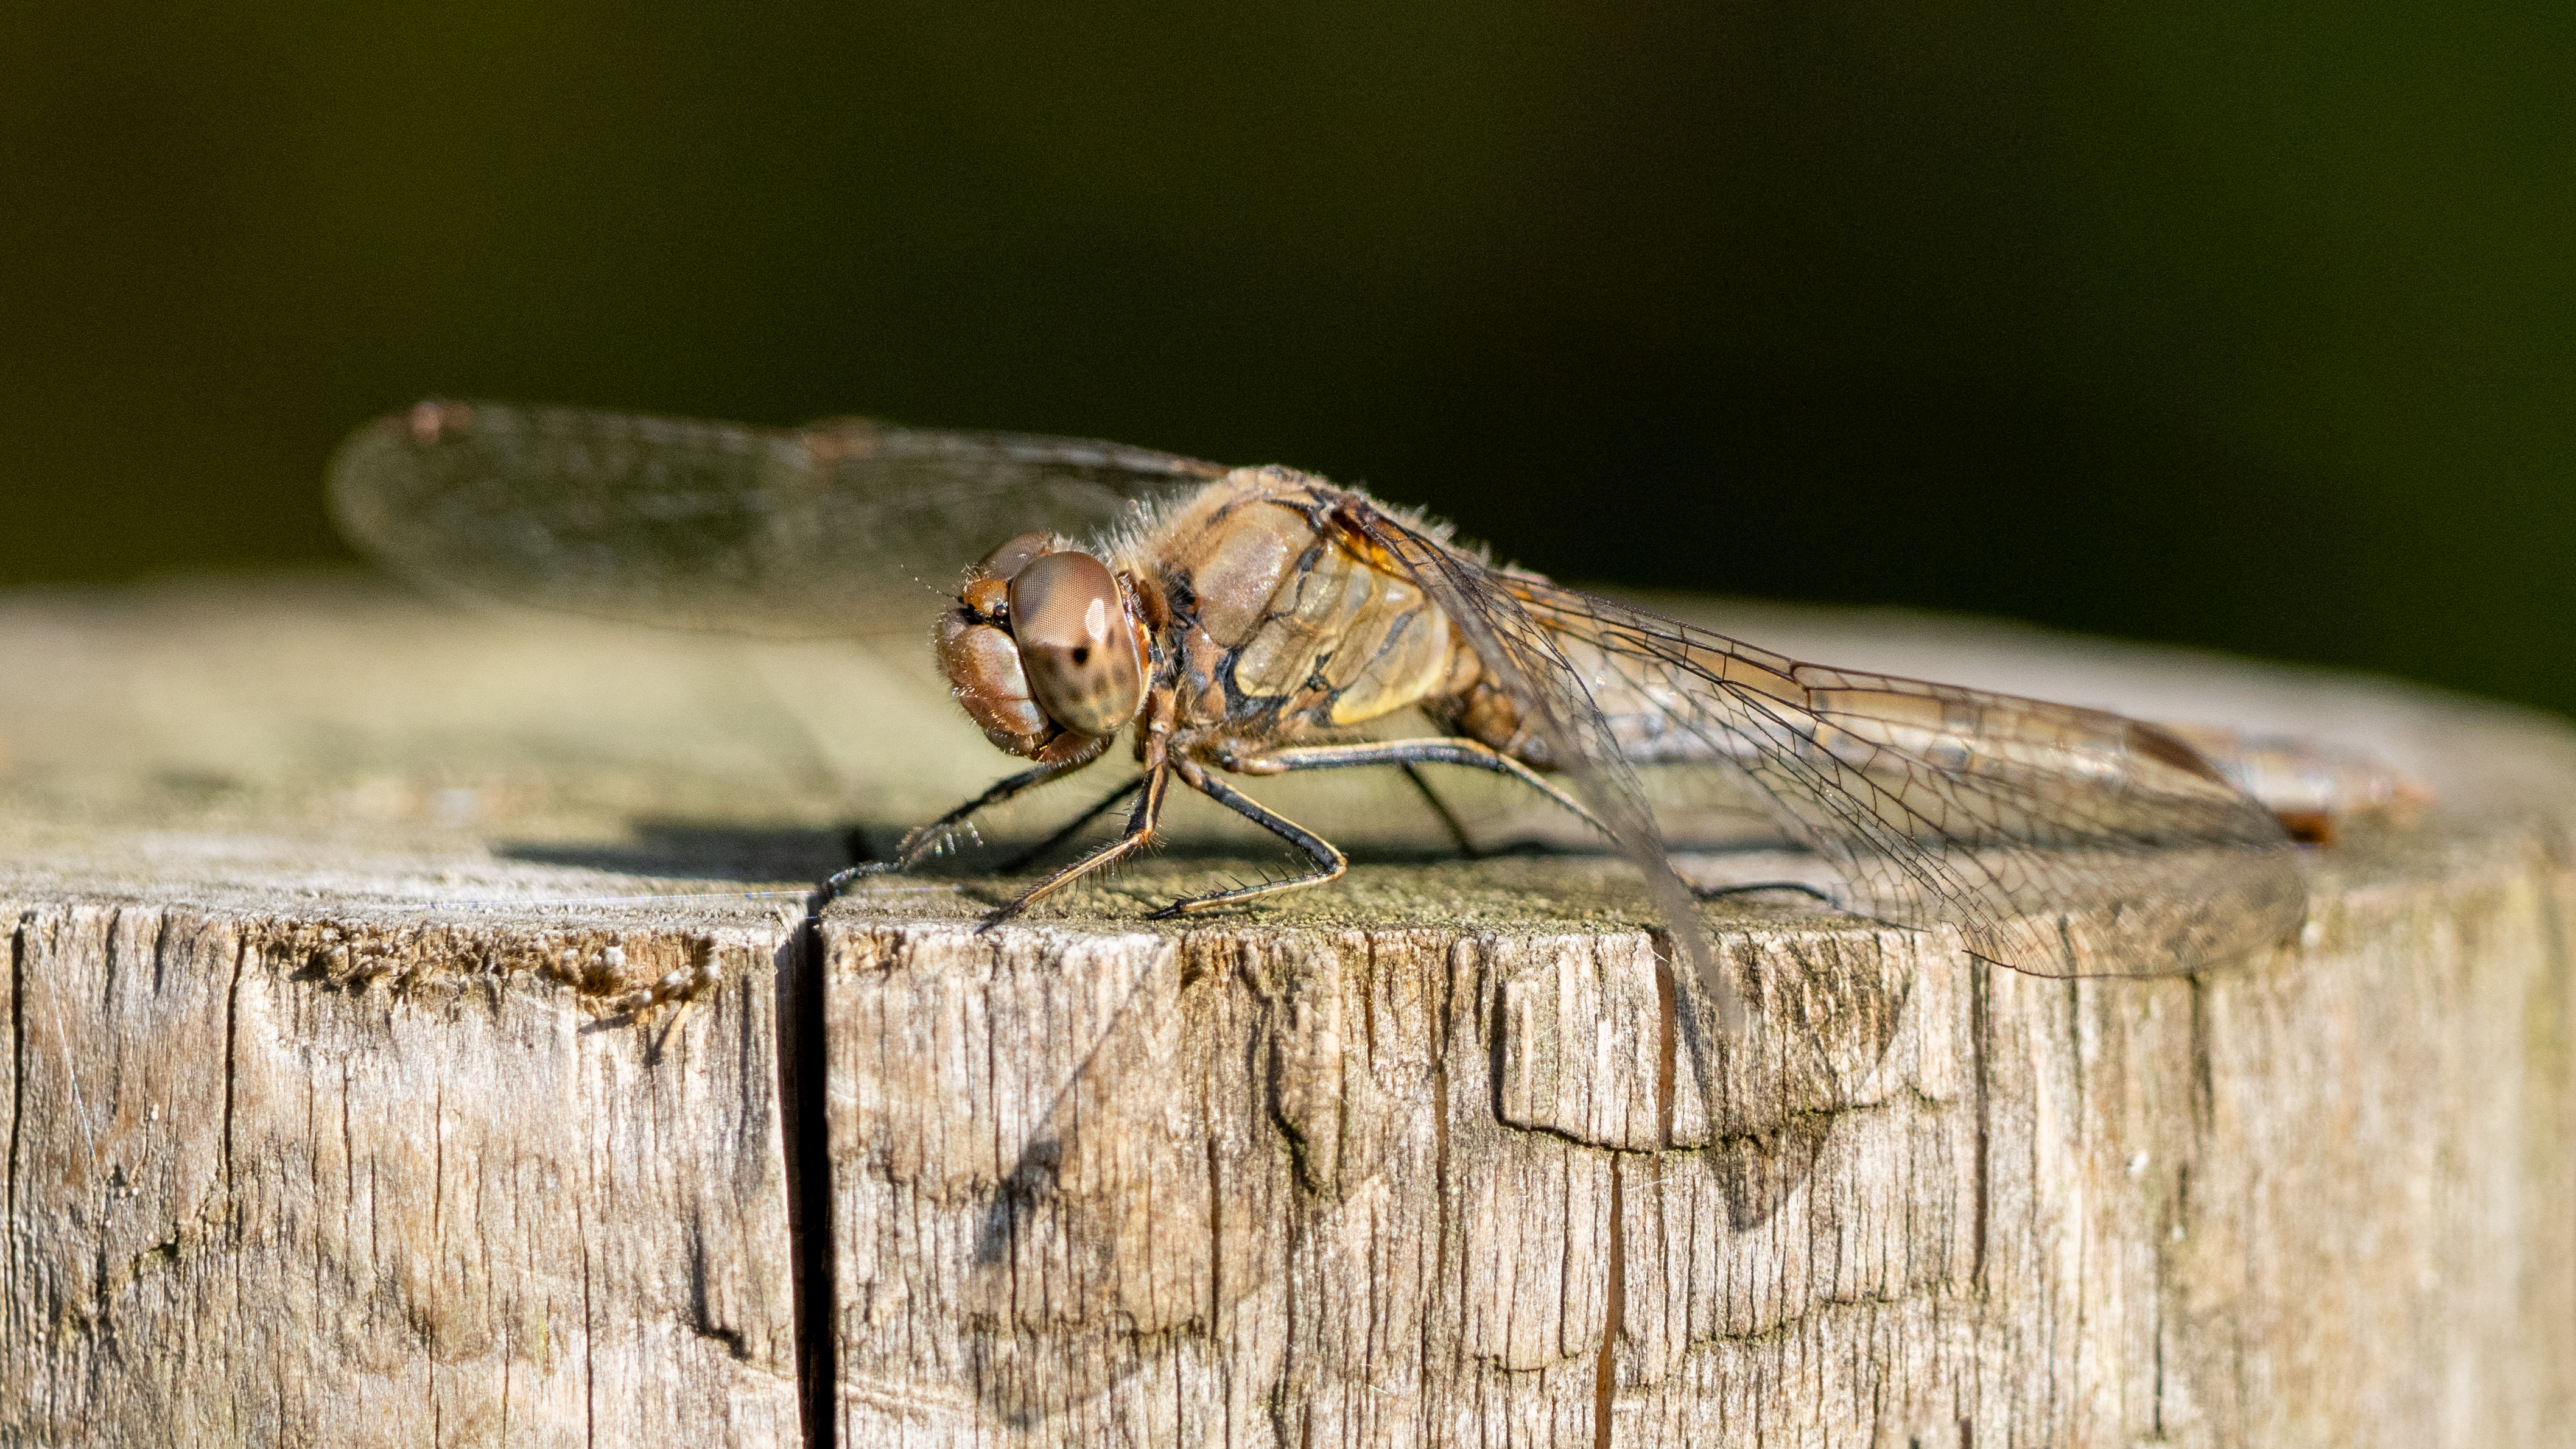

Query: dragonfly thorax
left=938, top=535, right=1152, bottom=761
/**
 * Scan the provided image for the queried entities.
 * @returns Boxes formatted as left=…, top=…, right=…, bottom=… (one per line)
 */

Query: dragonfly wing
left=1333, top=500, right=1751, bottom=1031
left=328, top=401, right=1227, bottom=639
left=1497, top=578, right=2308, bottom=979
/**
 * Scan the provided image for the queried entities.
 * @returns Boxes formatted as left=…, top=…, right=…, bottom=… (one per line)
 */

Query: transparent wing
left=1336, top=499, right=2304, bottom=1009
left=328, top=400, right=1228, bottom=637
left=1334, top=500, right=1757, bottom=1029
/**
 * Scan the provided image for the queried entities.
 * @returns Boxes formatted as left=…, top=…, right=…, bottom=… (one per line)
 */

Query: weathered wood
left=5, top=907, right=799, bottom=1447
left=4, top=576, right=2573, bottom=1447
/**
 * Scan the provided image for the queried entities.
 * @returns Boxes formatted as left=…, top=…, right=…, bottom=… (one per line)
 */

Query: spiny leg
left=1398, top=762, right=1479, bottom=858
left=1276, top=743, right=1833, bottom=908
left=1143, top=758, right=1346, bottom=918
left=980, top=764, right=1171, bottom=927
left=819, top=739, right=1107, bottom=903
left=994, top=774, right=1146, bottom=874
left=1234, top=737, right=1609, bottom=837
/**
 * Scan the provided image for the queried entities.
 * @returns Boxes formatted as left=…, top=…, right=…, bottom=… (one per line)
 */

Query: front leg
left=978, top=684, right=1181, bottom=926
left=819, top=732, right=1111, bottom=903
left=994, top=774, right=1146, bottom=872
left=979, top=765, right=1172, bottom=925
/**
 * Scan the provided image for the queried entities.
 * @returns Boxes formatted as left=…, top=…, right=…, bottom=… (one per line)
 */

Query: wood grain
left=5, top=905, right=802, bottom=1447
left=2, top=576, right=2571, bottom=1447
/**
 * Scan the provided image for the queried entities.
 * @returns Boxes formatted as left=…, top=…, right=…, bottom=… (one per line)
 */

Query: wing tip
left=325, top=399, right=483, bottom=564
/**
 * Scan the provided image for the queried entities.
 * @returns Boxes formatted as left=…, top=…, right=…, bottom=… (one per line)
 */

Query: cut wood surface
left=3, top=574, right=2572, bottom=1447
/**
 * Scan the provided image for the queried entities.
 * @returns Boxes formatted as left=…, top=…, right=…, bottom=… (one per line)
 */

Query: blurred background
left=5, top=0, right=2571, bottom=715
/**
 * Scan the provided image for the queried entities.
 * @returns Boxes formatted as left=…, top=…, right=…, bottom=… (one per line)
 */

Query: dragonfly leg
left=980, top=764, right=1171, bottom=925
left=1398, top=762, right=1479, bottom=857
left=819, top=737, right=1109, bottom=903
left=1228, top=737, right=1609, bottom=837
left=1691, top=880, right=1838, bottom=905
left=994, top=775, right=1148, bottom=873
left=1143, top=758, right=1347, bottom=917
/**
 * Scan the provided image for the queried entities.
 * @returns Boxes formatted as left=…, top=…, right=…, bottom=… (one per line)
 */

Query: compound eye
left=978, top=532, right=1061, bottom=583
left=1008, top=551, right=1145, bottom=737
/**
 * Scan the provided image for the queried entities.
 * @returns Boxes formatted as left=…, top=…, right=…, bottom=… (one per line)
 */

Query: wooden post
left=4, top=577, right=2572, bottom=1447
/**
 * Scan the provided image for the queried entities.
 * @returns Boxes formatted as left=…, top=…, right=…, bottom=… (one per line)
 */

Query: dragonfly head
left=938, top=532, right=1150, bottom=758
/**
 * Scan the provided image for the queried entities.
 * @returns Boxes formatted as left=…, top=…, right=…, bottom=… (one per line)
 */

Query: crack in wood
left=1593, top=1153, right=1624, bottom=1448
left=786, top=911, right=834, bottom=1449
left=6, top=910, right=24, bottom=1324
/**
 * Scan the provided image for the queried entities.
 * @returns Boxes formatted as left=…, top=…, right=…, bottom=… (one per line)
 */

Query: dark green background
left=7, top=1, right=2571, bottom=714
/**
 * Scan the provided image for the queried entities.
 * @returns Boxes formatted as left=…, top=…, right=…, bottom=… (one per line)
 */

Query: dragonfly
left=329, top=400, right=2317, bottom=1031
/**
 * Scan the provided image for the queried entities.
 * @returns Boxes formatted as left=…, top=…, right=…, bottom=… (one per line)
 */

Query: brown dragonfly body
left=331, top=401, right=2340, bottom=1030
left=924, top=469, right=1556, bottom=917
